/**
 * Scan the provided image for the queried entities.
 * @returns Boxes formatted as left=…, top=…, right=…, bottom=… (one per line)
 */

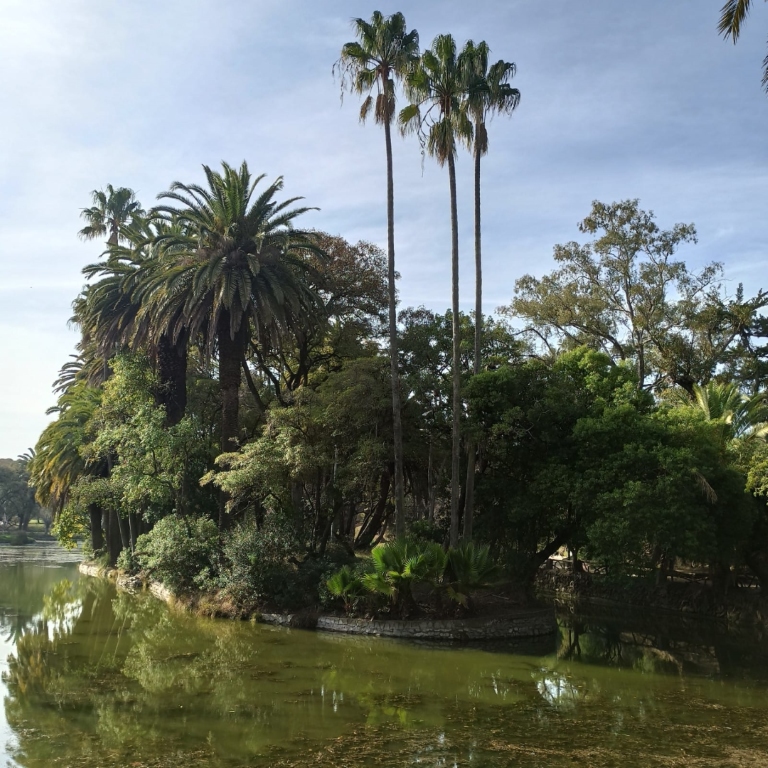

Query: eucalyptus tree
left=78, top=185, right=144, bottom=247
left=335, top=11, right=419, bottom=537
left=460, top=40, right=520, bottom=539
left=150, top=162, right=319, bottom=477
left=401, top=34, right=474, bottom=546
left=719, top=0, right=768, bottom=91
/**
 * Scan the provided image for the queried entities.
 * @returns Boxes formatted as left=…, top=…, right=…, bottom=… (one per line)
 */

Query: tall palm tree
left=335, top=11, right=419, bottom=538
left=82, top=218, right=190, bottom=426
left=401, top=34, right=474, bottom=546
left=719, top=0, right=768, bottom=91
left=78, top=185, right=144, bottom=247
left=460, top=41, right=520, bottom=539
left=150, top=162, right=318, bottom=522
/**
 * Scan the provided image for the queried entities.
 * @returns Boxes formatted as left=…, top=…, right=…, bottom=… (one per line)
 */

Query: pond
left=2, top=546, right=768, bottom=767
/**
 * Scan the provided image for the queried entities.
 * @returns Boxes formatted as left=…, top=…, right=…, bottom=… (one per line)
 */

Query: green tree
left=460, top=40, right=520, bottom=538
left=401, top=34, right=474, bottom=546
left=150, top=162, right=318, bottom=502
left=508, top=200, right=767, bottom=393
left=336, top=11, right=420, bottom=538
left=719, top=0, right=768, bottom=91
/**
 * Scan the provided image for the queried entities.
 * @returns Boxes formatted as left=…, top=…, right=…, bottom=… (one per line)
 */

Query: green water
left=2, top=548, right=768, bottom=767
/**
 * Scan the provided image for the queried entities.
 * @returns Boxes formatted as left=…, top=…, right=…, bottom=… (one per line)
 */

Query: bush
left=409, top=519, right=445, bottom=545
left=324, top=562, right=371, bottom=613
left=116, top=546, right=140, bottom=575
left=445, top=541, right=501, bottom=606
left=218, top=515, right=300, bottom=608
left=363, top=539, right=447, bottom=615
left=134, top=515, right=220, bottom=593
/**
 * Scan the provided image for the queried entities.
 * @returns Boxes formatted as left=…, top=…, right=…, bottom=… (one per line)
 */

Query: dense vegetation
left=24, top=11, right=768, bottom=617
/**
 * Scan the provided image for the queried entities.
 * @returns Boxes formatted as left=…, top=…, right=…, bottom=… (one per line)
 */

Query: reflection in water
left=1, top=556, right=768, bottom=767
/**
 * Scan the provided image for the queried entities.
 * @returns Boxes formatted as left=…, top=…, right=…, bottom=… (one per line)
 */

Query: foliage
left=217, top=515, right=300, bottom=607
left=134, top=516, right=220, bottom=593
left=362, top=539, right=447, bottom=614
left=325, top=565, right=369, bottom=613
left=444, top=541, right=501, bottom=606
left=507, top=199, right=767, bottom=392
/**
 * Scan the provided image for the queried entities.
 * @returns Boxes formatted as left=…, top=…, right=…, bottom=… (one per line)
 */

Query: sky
left=0, top=0, right=767, bottom=457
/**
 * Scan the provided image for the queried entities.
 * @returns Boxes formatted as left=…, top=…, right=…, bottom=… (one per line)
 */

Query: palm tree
left=78, top=185, right=144, bottom=246
left=460, top=41, right=520, bottom=539
left=401, top=34, right=474, bottom=546
left=719, top=0, right=768, bottom=91
left=150, top=161, right=318, bottom=521
left=690, top=381, right=768, bottom=441
left=82, top=218, right=190, bottom=426
left=335, top=11, right=419, bottom=538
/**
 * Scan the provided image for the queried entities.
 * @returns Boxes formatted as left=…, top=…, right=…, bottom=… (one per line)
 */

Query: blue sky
left=1, top=0, right=767, bottom=457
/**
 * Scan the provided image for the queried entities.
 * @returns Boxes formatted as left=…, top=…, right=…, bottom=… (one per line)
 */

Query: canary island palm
left=149, top=161, right=319, bottom=479
left=400, top=34, right=475, bottom=546
left=335, top=11, right=419, bottom=537
left=691, top=381, right=768, bottom=441
left=460, top=40, right=520, bottom=539
left=719, top=0, right=768, bottom=91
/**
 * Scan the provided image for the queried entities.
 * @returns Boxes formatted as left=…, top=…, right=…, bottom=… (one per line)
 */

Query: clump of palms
left=326, top=565, right=369, bottom=613
left=444, top=541, right=501, bottom=608
left=362, top=539, right=447, bottom=616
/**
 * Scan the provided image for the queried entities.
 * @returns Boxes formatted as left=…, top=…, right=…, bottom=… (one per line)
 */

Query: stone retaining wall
left=314, top=610, right=557, bottom=640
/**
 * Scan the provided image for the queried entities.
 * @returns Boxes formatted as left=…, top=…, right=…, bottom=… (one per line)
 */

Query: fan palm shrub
left=444, top=541, right=501, bottom=608
left=362, top=538, right=447, bottom=616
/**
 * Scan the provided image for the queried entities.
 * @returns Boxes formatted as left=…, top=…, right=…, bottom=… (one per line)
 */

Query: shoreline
left=77, top=561, right=558, bottom=640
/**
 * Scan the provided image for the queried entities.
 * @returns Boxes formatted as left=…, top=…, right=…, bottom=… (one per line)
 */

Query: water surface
left=2, top=546, right=768, bottom=767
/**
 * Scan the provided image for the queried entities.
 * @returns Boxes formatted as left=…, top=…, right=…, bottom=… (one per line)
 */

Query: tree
left=719, top=0, right=768, bottom=92
left=508, top=200, right=767, bottom=392
left=78, top=185, right=144, bottom=247
left=335, top=11, right=420, bottom=538
left=401, top=34, right=474, bottom=546
left=460, top=40, right=520, bottom=539
left=150, top=162, right=319, bottom=494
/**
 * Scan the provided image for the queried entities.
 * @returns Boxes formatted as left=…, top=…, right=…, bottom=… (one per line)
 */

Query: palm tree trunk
left=463, top=143, right=482, bottom=541
left=157, top=333, right=188, bottom=427
left=217, top=311, right=246, bottom=529
left=218, top=311, right=243, bottom=455
left=384, top=116, right=406, bottom=539
left=448, top=152, right=461, bottom=548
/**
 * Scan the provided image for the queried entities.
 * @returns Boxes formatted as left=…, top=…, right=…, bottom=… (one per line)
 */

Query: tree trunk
left=448, top=152, right=461, bottom=548
left=157, top=333, right=188, bottom=427
left=89, top=504, right=104, bottom=553
left=384, top=115, right=406, bottom=538
left=217, top=311, right=246, bottom=529
left=463, top=143, right=483, bottom=542
left=106, top=508, right=123, bottom=566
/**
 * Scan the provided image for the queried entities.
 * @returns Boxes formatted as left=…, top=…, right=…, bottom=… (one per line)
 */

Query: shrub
left=362, top=538, right=447, bottom=615
left=409, top=519, right=445, bottom=545
left=218, top=515, right=300, bottom=608
left=444, top=541, right=501, bottom=607
left=116, top=546, right=140, bottom=575
left=325, top=564, right=368, bottom=613
left=9, top=531, right=34, bottom=546
left=134, top=515, right=220, bottom=593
